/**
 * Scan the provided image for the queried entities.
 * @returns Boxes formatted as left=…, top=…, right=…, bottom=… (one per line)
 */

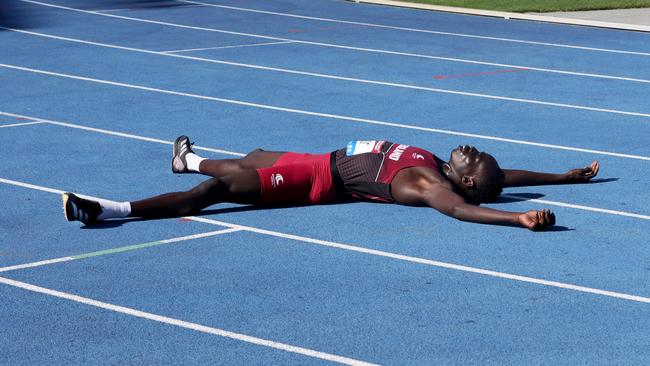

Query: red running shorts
left=256, top=152, right=338, bottom=205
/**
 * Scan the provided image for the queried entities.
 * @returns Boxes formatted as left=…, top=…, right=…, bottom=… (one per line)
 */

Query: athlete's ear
left=442, top=163, right=452, bottom=177
left=461, top=175, right=475, bottom=188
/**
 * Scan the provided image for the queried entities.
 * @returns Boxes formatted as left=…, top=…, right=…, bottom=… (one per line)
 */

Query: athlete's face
left=444, top=145, right=501, bottom=189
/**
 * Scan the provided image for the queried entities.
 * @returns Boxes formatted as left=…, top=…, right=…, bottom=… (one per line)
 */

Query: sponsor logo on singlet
left=389, top=144, right=409, bottom=161
left=346, top=140, right=385, bottom=156
left=271, top=173, right=284, bottom=188
left=412, top=152, right=424, bottom=160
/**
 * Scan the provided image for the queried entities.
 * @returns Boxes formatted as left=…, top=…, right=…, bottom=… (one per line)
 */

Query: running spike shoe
left=172, top=135, right=194, bottom=174
left=62, top=192, right=102, bottom=224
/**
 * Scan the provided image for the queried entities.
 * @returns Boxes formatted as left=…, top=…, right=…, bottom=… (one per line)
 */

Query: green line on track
left=69, top=229, right=239, bottom=261
left=71, top=240, right=165, bottom=260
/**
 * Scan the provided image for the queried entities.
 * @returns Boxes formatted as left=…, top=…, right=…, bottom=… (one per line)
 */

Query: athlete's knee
left=239, top=149, right=264, bottom=169
left=220, top=171, right=261, bottom=203
left=189, top=178, right=222, bottom=199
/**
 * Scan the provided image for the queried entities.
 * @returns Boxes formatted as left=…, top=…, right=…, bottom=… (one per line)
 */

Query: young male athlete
left=63, top=136, right=599, bottom=231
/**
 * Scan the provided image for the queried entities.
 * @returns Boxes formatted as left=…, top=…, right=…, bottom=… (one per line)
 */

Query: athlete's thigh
left=240, top=149, right=287, bottom=169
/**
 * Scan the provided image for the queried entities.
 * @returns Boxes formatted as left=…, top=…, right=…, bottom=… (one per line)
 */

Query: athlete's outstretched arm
left=503, top=161, right=599, bottom=187
left=392, top=179, right=555, bottom=231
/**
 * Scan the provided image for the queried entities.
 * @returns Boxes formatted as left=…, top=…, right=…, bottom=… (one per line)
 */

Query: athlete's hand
left=517, top=209, right=555, bottom=231
left=565, top=161, right=599, bottom=183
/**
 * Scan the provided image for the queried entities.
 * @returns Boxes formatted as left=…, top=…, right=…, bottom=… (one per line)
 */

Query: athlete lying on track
left=63, top=137, right=599, bottom=231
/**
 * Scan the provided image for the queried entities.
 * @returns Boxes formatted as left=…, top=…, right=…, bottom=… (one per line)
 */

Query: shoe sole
left=172, top=135, right=190, bottom=174
left=62, top=193, right=73, bottom=221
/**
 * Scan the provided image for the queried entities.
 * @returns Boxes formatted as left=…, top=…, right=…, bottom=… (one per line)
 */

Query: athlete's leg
left=63, top=169, right=263, bottom=223
left=129, top=169, right=261, bottom=218
left=172, top=136, right=285, bottom=178
left=197, top=149, right=286, bottom=177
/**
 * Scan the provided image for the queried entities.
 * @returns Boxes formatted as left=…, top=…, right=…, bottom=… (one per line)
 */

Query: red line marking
left=433, top=68, right=528, bottom=80
left=178, top=218, right=192, bottom=222
left=288, top=24, right=366, bottom=33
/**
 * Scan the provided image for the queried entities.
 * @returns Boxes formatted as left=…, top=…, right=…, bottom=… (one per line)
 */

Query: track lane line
left=0, top=112, right=245, bottom=156
left=160, top=41, right=296, bottom=54
left=186, top=216, right=650, bottom=304
left=2, top=177, right=649, bottom=304
left=0, top=228, right=241, bottom=273
left=1, top=63, right=650, bottom=161
left=0, top=276, right=379, bottom=366
left=178, top=0, right=650, bottom=56
left=17, top=0, right=650, bottom=84
left=501, top=194, right=650, bottom=220
left=0, top=121, right=46, bottom=128
left=7, top=28, right=650, bottom=115
left=5, top=110, right=647, bottom=166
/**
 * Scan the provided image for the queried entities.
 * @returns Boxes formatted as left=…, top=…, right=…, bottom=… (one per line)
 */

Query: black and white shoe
left=62, top=193, right=102, bottom=224
left=172, top=135, right=194, bottom=174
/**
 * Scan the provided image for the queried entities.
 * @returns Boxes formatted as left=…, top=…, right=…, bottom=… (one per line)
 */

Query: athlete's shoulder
left=394, top=165, right=447, bottom=185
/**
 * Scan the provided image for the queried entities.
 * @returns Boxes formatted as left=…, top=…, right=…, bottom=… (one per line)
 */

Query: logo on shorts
left=271, top=173, right=284, bottom=188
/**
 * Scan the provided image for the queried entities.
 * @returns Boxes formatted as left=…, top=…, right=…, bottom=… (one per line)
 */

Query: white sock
left=95, top=198, right=131, bottom=220
left=185, top=153, right=206, bottom=173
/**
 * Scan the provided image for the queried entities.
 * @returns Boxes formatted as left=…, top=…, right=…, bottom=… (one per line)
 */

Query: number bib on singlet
left=346, top=140, right=386, bottom=156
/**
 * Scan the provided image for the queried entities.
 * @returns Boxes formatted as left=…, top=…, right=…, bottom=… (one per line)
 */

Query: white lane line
left=18, top=31, right=649, bottom=117
left=0, top=276, right=379, bottom=366
left=0, top=228, right=241, bottom=273
left=161, top=41, right=295, bottom=54
left=502, top=194, right=650, bottom=220
left=2, top=176, right=650, bottom=305
left=178, top=0, right=650, bottom=57
left=187, top=216, right=650, bottom=304
left=0, top=112, right=244, bottom=157
left=0, top=177, right=65, bottom=195
left=18, top=0, right=650, bottom=84
left=44, top=119, right=246, bottom=156
left=2, top=61, right=650, bottom=161
left=0, top=257, right=74, bottom=273
left=94, top=4, right=207, bottom=13
left=1, top=79, right=650, bottom=161
left=10, top=27, right=650, bottom=91
left=11, top=32, right=650, bottom=123
left=0, top=120, right=45, bottom=128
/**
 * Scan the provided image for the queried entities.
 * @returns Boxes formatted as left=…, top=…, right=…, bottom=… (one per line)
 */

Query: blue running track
left=1, top=0, right=649, bottom=364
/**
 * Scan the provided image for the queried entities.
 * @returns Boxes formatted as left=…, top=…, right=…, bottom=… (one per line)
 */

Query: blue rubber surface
left=1, top=0, right=649, bottom=364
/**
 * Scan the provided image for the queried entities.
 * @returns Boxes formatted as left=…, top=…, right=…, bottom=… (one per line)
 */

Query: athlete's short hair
left=474, top=169, right=505, bottom=204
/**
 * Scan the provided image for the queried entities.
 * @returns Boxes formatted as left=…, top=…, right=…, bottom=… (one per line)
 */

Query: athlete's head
left=443, top=145, right=504, bottom=204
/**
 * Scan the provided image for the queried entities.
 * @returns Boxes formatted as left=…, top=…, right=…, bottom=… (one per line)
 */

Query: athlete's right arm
left=392, top=179, right=555, bottom=231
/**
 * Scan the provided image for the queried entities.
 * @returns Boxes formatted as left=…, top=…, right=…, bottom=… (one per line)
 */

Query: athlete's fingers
left=583, top=161, right=598, bottom=176
left=590, top=161, right=599, bottom=176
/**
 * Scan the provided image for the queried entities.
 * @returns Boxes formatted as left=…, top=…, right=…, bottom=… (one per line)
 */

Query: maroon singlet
left=333, top=140, right=439, bottom=202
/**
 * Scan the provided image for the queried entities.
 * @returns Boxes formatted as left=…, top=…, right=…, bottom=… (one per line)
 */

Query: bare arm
left=392, top=178, right=555, bottom=231
left=503, top=161, right=599, bottom=187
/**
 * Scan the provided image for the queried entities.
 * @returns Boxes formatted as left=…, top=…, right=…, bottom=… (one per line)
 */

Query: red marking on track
left=178, top=218, right=192, bottom=222
left=433, top=68, right=528, bottom=80
left=16, top=117, right=28, bottom=120
left=288, top=24, right=366, bottom=33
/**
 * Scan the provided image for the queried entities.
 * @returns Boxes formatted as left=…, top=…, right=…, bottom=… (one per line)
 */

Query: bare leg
left=197, top=149, right=286, bottom=177
left=130, top=169, right=261, bottom=219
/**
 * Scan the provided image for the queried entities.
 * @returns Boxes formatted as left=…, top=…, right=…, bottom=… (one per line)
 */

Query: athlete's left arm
left=391, top=177, right=555, bottom=230
left=503, top=161, right=599, bottom=187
